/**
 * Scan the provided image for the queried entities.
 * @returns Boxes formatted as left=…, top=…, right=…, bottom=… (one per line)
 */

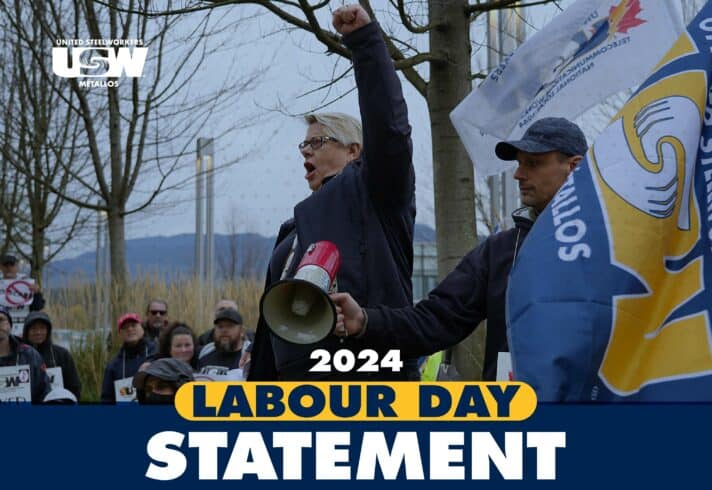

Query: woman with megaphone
left=248, top=4, right=419, bottom=382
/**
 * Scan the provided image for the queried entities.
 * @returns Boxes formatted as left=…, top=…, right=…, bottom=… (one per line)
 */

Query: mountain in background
left=45, top=224, right=436, bottom=287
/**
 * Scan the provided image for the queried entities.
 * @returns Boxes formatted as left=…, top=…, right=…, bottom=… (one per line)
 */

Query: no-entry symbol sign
left=4, top=280, right=33, bottom=307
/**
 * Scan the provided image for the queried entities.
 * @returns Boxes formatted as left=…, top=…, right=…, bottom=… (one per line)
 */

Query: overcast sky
left=57, top=0, right=700, bottom=259
left=121, top=3, right=440, bottom=241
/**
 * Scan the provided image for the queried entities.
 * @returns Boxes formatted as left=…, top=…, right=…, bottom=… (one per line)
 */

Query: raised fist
left=332, top=4, right=371, bottom=36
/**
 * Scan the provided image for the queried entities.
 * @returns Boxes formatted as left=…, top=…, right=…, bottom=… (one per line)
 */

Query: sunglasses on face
left=150, top=310, right=167, bottom=316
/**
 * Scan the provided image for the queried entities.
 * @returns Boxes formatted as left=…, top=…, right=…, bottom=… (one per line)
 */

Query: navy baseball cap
left=214, top=308, right=243, bottom=325
left=495, top=117, right=587, bottom=161
left=1, top=254, right=17, bottom=266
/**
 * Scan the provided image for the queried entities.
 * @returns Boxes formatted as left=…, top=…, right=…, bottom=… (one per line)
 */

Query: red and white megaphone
left=260, top=241, right=341, bottom=344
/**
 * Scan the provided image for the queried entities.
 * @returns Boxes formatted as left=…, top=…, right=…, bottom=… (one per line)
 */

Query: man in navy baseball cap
left=328, top=116, right=589, bottom=382
left=494, top=117, right=587, bottom=213
left=495, top=117, right=588, bottom=161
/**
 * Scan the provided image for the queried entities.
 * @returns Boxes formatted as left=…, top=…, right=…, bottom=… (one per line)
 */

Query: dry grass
left=70, top=332, right=111, bottom=402
left=44, top=274, right=263, bottom=335
left=43, top=274, right=264, bottom=402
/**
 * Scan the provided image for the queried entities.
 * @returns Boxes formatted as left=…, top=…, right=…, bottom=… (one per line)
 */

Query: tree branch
left=466, top=0, right=558, bottom=15
left=359, top=0, right=429, bottom=96
left=391, top=0, right=441, bottom=34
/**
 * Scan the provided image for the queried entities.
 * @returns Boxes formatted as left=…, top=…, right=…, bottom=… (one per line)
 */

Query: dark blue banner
left=2, top=404, right=709, bottom=487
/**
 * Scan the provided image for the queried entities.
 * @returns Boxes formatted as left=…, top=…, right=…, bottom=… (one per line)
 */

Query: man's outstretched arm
left=331, top=245, right=489, bottom=358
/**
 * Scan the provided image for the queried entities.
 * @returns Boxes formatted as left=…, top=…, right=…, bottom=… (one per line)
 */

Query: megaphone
left=260, top=241, right=341, bottom=344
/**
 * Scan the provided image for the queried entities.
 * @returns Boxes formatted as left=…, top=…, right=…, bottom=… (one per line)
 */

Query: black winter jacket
left=101, top=338, right=156, bottom=403
left=364, top=208, right=536, bottom=381
left=22, top=323, right=82, bottom=400
left=0, top=336, right=50, bottom=403
left=249, top=21, right=418, bottom=381
left=30, top=291, right=45, bottom=311
left=142, top=321, right=162, bottom=343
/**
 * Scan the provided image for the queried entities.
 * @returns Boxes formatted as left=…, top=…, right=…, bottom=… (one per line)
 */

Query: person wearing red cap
left=100, top=313, right=157, bottom=404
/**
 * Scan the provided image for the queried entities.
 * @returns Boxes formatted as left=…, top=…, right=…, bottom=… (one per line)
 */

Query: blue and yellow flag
left=507, top=2, right=712, bottom=401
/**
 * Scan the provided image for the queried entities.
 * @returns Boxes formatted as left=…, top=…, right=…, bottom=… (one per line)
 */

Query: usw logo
left=52, top=47, right=148, bottom=78
left=5, top=368, right=30, bottom=388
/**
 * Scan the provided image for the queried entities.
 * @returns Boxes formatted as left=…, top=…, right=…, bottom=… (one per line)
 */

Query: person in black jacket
left=22, top=311, right=82, bottom=400
left=197, top=299, right=253, bottom=369
left=330, top=117, right=588, bottom=381
left=0, top=306, right=50, bottom=403
left=248, top=4, right=418, bottom=381
left=198, top=308, right=246, bottom=373
left=101, top=313, right=157, bottom=403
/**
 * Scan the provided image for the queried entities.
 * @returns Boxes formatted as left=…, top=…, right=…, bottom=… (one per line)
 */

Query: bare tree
left=217, top=204, right=268, bottom=280
left=217, top=207, right=242, bottom=281
left=0, top=17, right=29, bottom=258
left=475, top=179, right=497, bottom=236
left=1, top=1, right=264, bottom=307
left=117, top=0, right=558, bottom=279
left=0, top=3, right=92, bottom=283
left=0, top=163, right=30, bottom=258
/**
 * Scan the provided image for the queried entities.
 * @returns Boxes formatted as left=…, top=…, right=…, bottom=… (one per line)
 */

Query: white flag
left=451, top=0, right=684, bottom=176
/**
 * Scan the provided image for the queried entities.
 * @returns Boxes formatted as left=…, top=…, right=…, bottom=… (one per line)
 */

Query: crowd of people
left=1, top=4, right=592, bottom=404
left=100, top=299, right=251, bottom=404
left=0, top=296, right=252, bottom=404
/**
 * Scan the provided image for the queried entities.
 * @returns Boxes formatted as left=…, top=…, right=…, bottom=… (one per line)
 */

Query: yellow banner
left=175, top=382, right=537, bottom=422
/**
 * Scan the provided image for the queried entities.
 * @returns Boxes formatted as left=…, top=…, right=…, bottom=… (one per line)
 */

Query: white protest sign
left=197, top=365, right=245, bottom=381
left=46, top=367, right=64, bottom=389
left=0, top=364, right=32, bottom=403
left=114, top=377, right=137, bottom=403
left=0, top=278, right=34, bottom=307
left=0, top=278, right=35, bottom=336
left=496, top=352, right=513, bottom=382
left=9, top=308, right=29, bottom=337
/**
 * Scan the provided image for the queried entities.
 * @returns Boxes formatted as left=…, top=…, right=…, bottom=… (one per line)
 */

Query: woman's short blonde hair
left=304, top=112, right=363, bottom=148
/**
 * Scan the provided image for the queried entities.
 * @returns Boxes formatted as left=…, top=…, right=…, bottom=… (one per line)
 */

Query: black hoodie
left=22, top=312, right=82, bottom=400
